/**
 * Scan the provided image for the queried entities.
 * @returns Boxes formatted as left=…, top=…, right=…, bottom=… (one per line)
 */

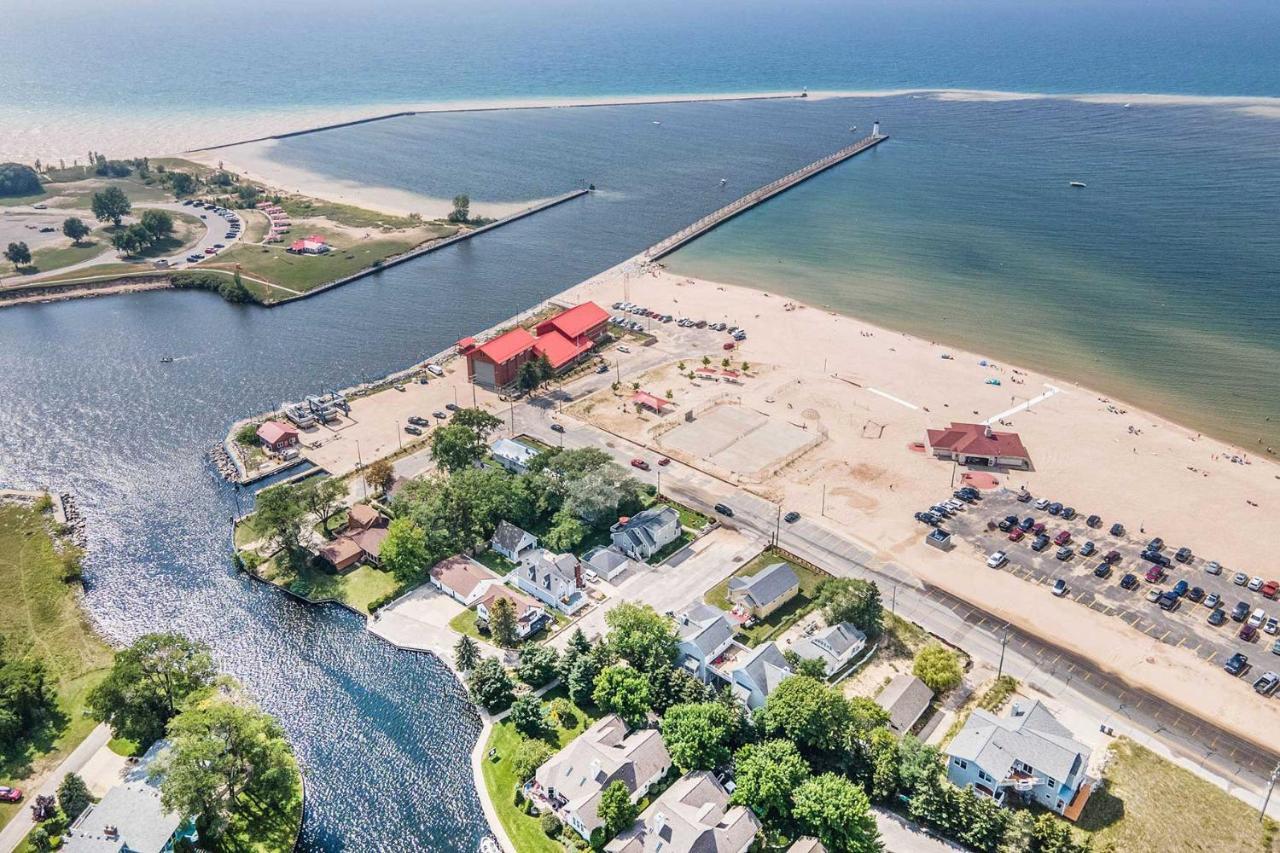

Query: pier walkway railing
left=645, top=131, right=888, bottom=260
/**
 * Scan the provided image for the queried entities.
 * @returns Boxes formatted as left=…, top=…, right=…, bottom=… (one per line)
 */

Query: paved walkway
left=0, top=723, right=112, bottom=852
left=874, top=808, right=966, bottom=852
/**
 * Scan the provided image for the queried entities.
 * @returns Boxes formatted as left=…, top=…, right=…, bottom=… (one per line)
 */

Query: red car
left=1031, top=522, right=1047, bottom=535
left=1103, top=550, right=1122, bottom=564
left=1144, top=565, right=1165, bottom=583
left=657, top=457, right=671, bottom=467
left=0, top=786, right=21, bottom=803
left=1008, top=528, right=1026, bottom=542
left=1053, top=530, right=1072, bottom=546
left=630, top=458, right=650, bottom=471
left=722, top=342, right=736, bottom=351
left=1262, top=581, right=1279, bottom=600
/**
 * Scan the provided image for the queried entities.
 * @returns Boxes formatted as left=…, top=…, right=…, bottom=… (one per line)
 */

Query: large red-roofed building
left=925, top=422, right=1031, bottom=469
left=462, top=301, right=608, bottom=388
left=535, top=302, right=609, bottom=346
left=462, top=327, right=537, bottom=387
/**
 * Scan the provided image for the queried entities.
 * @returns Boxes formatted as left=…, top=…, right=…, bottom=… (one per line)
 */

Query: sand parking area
left=660, top=403, right=816, bottom=476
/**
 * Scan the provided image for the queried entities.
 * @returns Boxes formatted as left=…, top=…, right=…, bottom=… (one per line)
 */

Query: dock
left=646, top=130, right=888, bottom=260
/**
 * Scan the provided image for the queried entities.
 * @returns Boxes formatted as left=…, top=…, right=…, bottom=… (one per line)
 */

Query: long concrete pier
left=646, top=130, right=888, bottom=260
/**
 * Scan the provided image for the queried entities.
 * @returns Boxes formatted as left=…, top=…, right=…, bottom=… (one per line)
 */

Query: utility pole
left=356, top=440, right=365, bottom=499
left=396, top=421, right=403, bottom=451
left=891, top=582, right=897, bottom=615
left=471, top=380, right=477, bottom=408
left=997, top=626, right=1010, bottom=679
left=774, top=504, right=781, bottom=546
left=1262, top=761, right=1280, bottom=822
left=509, top=398, right=515, bottom=435
left=656, top=469, right=661, bottom=499
left=821, top=484, right=827, bottom=517
left=615, top=360, right=621, bottom=385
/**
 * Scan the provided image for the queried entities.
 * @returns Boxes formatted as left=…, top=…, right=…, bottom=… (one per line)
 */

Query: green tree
left=546, top=697, right=578, bottom=729
left=379, top=518, right=430, bottom=582
left=1032, top=813, right=1087, bottom=853
left=509, top=695, right=550, bottom=738
left=959, top=788, right=1011, bottom=852
left=650, top=665, right=712, bottom=714
left=253, top=483, right=306, bottom=553
left=139, top=208, right=174, bottom=243
left=999, top=809, right=1037, bottom=853
left=452, top=406, right=503, bottom=442
left=364, top=458, right=396, bottom=496
left=168, top=171, right=196, bottom=196
left=90, top=185, right=131, bottom=226
left=518, top=359, right=543, bottom=393
left=517, top=644, right=559, bottom=687
left=792, top=773, right=882, bottom=853
left=758, top=675, right=855, bottom=760
left=298, top=477, right=346, bottom=532
left=913, top=643, right=962, bottom=693
left=592, top=665, right=652, bottom=727
left=567, top=643, right=611, bottom=705
left=864, top=727, right=901, bottom=802
left=152, top=692, right=298, bottom=843
left=87, top=633, right=216, bottom=746
left=449, top=194, right=471, bottom=223
left=510, top=737, right=555, bottom=781
left=818, top=578, right=883, bottom=639
left=0, top=651, right=55, bottom=741
left=431, top=423, right=486, bottom=473
left=660, top=702, right=735, bottom=772
left=784, top=649, right=831, bottom=680
left=563, top=464, right=643, bottom=527
left=489, top=596, right=519, bottom=648
left=0, top=162, right=41, bottom=196
left=57, top=772, right=92, bottom=821
left=896, top=735, right=943, bottom=795
left=3, top=241, right=31, bottom=267
left=467, top=657, right=515, bottom=711
left=26, top=827, right=51, bottom=853
left=219, top=271, right=252, bottom=303
left=62, top=216, right=91, bottom=245
left=604, top=602, right=677, bottom=675
left=730, top=739, right=811, bottom=822
left=597, top=780, right=638, bottom=839
left=557, top=628, right=592, bottom=681
left=454, top=634, right=480, bottom=673
left=542, top=509, right=586, bottom=553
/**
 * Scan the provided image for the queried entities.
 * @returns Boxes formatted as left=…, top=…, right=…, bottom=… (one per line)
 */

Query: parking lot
left=938, top=488, right=1280, bottom=691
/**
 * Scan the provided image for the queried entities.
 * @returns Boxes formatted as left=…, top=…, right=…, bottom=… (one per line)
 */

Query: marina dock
left=646, top=129, right=888, bottom=260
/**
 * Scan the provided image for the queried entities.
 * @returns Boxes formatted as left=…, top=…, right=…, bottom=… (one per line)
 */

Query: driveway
left=0, top=723, right=112, bottom=851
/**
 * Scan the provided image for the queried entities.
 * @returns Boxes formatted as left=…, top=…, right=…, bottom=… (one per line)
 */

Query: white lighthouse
left=872, top=121, right=881, bottom=137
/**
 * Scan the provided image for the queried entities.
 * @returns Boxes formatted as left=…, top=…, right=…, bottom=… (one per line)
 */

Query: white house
left=727, top=563, right=799, bottom=619
left=429, top=554, right=500, bottom=606
left=672, top=602, right=736, bottom=682
left=534, top=714, right=672, bottom=842
left=490, top=519, right=538, bottom=563
left=475, top=584, right=549, bottom=640
left=610, top=506, right=681, bottom=561
left=512, top=548, right=587, bottom=615
left=946, top=700, right=1094, bottom=821
left=724, top=641, right=792, bottom=710
left=789, top=622, right=867, bottom=677
left=490, top=437, right=540, bottom=473
left=605, top=771, right=760, bottom=853
left=581, top=545, right=636, bottom=581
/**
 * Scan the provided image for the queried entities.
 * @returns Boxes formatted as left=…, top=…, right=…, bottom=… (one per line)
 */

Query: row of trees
left=0, top=636, right=57, bottom=746
left=110, top=209, right=175, bottom=255
left=469, top=595, right=1087, bottom=853
left=252, top=476, right=348, bottom=557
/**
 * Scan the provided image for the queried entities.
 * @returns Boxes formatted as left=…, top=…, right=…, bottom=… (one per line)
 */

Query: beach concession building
left=925, top=422, right=1031, bottom=469
left=461, top=301, right=609, bottom=388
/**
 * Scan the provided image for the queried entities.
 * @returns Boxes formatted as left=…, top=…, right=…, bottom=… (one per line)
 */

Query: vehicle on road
left=657, top=457, right=671, bottom=466
left=549, top=423, right=565, bottom=433
left=1255, top=672, right=1280, bottom=696
left=204, top=246, right=216, bottom=254
left=0, top=787, right=21, bottom=803
left=986, top=551, right=1008, bottom=568
left=784, top=511, right=800, bottom=524
left=1208, top=609, right=1227, bottom=626
left=1224, top=652, right=1248, bottom=676
left=1204, top=560, right=1223, bottom=575
left=213, top=242, right=225, bottom=249
left=404, top=425, right=422, bottom=436
left=1052, top=578, right=1068, bottom=597
left=713, top=503, right=734, bottom=517
left=630, top=458, right=650, bottom=471
left=1120, top=573, right=1138, bottom=590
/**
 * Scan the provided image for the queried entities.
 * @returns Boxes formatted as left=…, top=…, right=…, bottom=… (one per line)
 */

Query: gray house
left=582, top=545, right=636, bottom=581
left=726, top=641, right=792, bottom=710
left=790, top=622, right=867, bottom=677
left=513, top=548, right=587, bottom=614
left=606, top=771, right=761, bottom=853
left=673, top=602, right=737, bottom=681
left=946, top=700, right=1093, bottom=820
left=610, top=506, right=681, bottom=561
left=727, top=563, right=799, bottom=619
left=491, top=519, right=538, bottom=563
left=876, top=673, right=934, bottom=735
left=490, top=437, right=540, bottom=473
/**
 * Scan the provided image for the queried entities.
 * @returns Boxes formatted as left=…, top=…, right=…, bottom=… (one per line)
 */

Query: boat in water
left=159, top=356, right=174, bottom=363
left=1069, top=181, right=1087, bottom=188
left=478, top=837, right=501, bottom=853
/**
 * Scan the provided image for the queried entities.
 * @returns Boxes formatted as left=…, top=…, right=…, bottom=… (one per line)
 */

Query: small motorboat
left=652, top=120, right=662, bottom=125
left=1069, top=181, right=1087, bottom=188
left=986, top=378, right=1002, bottom=386
left=719, top=178, right=727, bottom=186
left=159, top=357, right=174, bottom=363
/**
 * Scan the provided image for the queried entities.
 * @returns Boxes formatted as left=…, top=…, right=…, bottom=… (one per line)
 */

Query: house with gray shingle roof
left=582, top=545, right=635, bottom=581
left=610, top=506, right=681, bottom=561
left=946, top=699, right=1093, bottom=820
left=673, top=602, right=737, bottom=681
left=490, top=519, right=538, bottom=563
left=605, top=771, right=760, bottom=853
left=512, top=548, right=587, bottom=614
left=535, top=714, right=672, bottom=842
left=727, top=562, right=799, bottom=619
left=724, top=641, right=792, bottom=710
left=876, top=673, right=935, bottom=735
left=790, top=621, right=867, bottom=677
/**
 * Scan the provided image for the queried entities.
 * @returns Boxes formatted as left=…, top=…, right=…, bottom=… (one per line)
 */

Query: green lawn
left=234, top=513, right=269, bottom=549
left=0, top=191, right=48, bottom=207
left=1078, top=737, right=1276, bottom=852
left=14, top=239, right=110, bottom=276
left=202, top=237, right=422, bottom=293
left=221, top=755, right=304, bottom=853
left=279, top=198, right=434, bottom=231
left=475, top=549, right=518, bottom=576
left=704, top=549, right=828, bottom=646
left=450, top=607, right=563, bottom=647
left=0, top=504, right=114, bottom=826
left=481, top=688, right=600, bottom=853
left=12, top=263, right=161, bottom=285
left=256, top=557, right=399, bottom=615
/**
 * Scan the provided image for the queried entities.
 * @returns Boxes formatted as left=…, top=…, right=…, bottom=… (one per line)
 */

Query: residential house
left=727, top=562, right=799, bottom=619
left=534, top=714, right=672, bottom=842
left=790, top=622, right=867, bottom=677
left=876, top=674, right=935, bottom=735
left=62, top=741, right=197, bottom=853
left=581, top=546, right=635, bottom=582
left=672, top=602, right=736, bottom=682
left=946, top=700, right=1094, bottom=820
left=475, top=584, right=549, bottom=640
left=787, top=840, right=827, bottom=853
left=925, top=422, right=1031, bottom=469
left=316, top=536, right=363, bottom=573
left=491, top=520, right=538, bottom=563
left=725, top=641, right=792, bottom=710
left=490, top=438, right=540, bottom=474
left=315, top=504, right=389, bottom=572
left=605, top=771, right=761, bottom=853
left=256, top=420, right=299, bottom=454
left=512, top=549, right=587, bottom=615
left=610, top=506, right=681, bottom=561
left=429, top=555, right=500, bottom=606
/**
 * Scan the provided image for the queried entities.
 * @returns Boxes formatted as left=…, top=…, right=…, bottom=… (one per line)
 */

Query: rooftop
left=533, top=330, right=592, bottom=369
left=473, top=327, right=537, bottom=364
left=926, top=421, right=1030, bottom=460
left=948, top=699, right=1090, bottom=786
left=256, top=420, right=297, bottom=444
left=430, top=554, right=498, bottom=599
left=63, top=783, right=185, bottom=853
left=538, top=301, right=609, bottom=340
left=876, top=673, right=935, bottom=734
left=727, top=562, right=799, bottom=609
left=605, top=771, right=761, bottom=853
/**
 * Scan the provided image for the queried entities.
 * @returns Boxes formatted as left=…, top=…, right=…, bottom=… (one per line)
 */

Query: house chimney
left=1011, top=702, right=1024, bottom=717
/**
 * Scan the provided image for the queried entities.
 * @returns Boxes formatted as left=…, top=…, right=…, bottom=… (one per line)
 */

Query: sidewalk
left=0, top=723, right=112, bottom=853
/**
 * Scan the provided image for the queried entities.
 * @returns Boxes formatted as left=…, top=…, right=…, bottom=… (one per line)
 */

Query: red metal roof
left=536, top=301, right=608, bottom=340
left=926, top=422, right=1029, bottom=460
left=532, top=330, right=591, bottom=369
left=631, top=391, right=672, bottom=410
left=456, top=336, right=476, bottom=350
left=289, top=240, right=307, bottom=251
left=472, top=327, right=536, bottom=364
left=256, top=420, right=298, bottom=444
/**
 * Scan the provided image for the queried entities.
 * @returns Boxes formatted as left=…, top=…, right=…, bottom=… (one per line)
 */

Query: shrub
left=0, top=162, right=41, bottom=197
left=234, top=423, right=261, bottom=445
left=913, top=643, right=963, bottom=693
left=540, top=812, right=562, bottom=838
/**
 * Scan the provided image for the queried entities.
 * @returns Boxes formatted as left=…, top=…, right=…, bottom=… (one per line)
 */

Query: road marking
left=866, top=387, right=919, bottom=410
left=982, top=384, right=1064, bottom=425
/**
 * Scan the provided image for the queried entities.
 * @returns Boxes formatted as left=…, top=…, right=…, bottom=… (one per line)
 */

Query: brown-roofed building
left=347, top=504, right=382, bottom=531
left=925, top=422, right=1031, bottom=469
left=535, top=714, right=672, bottom=842
left=315, top=505, right=389, bottom=572
left=606, top=771, right=761, bottom=853
left=429, top=555, right=499, bottom=606
left=475, top=584, right=548, bottom=640
left=317, top=536, right=363, bottom=573
left=786, top=840, right=827, bottom=853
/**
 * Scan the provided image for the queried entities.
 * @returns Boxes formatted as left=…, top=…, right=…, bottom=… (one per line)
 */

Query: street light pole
left=471, top=380, right=477, bottom=408
left=774, top=504, right=781, bottom=546
left=821, top=484, right=827, bottom=517
left=1262, top=761, right=1280, bottom=822
left=997, top=626, right=1010, bottom=679
left=509, top=399, right=515, bottom=435
left=396, top=421, right=403, bottom=451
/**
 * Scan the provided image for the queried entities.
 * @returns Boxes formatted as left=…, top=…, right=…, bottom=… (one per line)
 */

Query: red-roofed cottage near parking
left=925, top=422, right=1031, bottom=469
left=256, top=420, right=299, bottom=454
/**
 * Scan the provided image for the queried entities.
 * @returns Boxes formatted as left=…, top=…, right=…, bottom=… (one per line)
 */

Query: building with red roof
left=256, top=420, right=299, bottom=453
left=465, top=327, right=537, bottom=387
left=536, top=302, right=609, bottom=346
left=925, top=422, right=1030, bottom=469
left=631, top=391, right=673, bottom=414
left=533, top=331, right=592, bottom=371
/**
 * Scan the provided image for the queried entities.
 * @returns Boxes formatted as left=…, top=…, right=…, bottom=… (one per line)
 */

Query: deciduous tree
left=90, top=185, right=131, bottom=226
left=139, top=208, right=174, bottom=243
left=62, top=216, right=91, bottom=245
left=604, top=602, right=677, bottom=675
left=592, top=665, right=651, bottom=727
left=791, top=772, right=882, bottom=853
left=3, top=241, right=31, bottom=267
left=253, top=483, right=306, bottom=554
left=467, top=658, right=514, bottom=711
left=517, top=643, right=558, bottom=687
left=729, top=739, right=811, bottom=822
left=597, top=780, right=638, bottom=839
left=364, top=458, right=395, bottom=495
left=510, top=737, right=554, bottom=781
left=659, top=702, right=734, bottom=772
left=817, top=578, right=883, bottom=639
left=758, top=675, right=854, bottom=760
left=509, top=695, right=550, bottom=739
left=88, top=633, right=216, bottom=746
left=913, top=643, right=962, bottom=693
left=379, top=518, right=429, bottom=582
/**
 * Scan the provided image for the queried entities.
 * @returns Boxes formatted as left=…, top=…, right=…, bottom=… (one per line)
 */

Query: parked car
left=998, top=518, right=1014, bottom=532
left=1055, top=546, right=1073, bottom=561
left=987, top=551, right=1008, bottom=568
left=596, top=364, right=609, bottom=374
left=1047, top=502, right=1063, bottom=516
left=1204, top=560, right=1223, bottom=576
left=1208, top=608, right=1227, bottom=626
left=1175, top=546, right=1193, bottom=563
left=1086, top=514, right=1102, bottom=528
left=1249, top=608, right=1267, bottom=629
left=630, top=458, right=650, bottom=471
left=1158, top=592, right=1179, bottom=612
left=1204, top=592, right=1221, bottom=609
left=1053, top=530, right=1071, bottom=546
left=445, top=403, right=460, bottom=412
left=1142, top=550, right=1171, bottom=568
left=1008, top=528, right=1026, bottom=542
left=1266, top=618, right=1280, bottom=635
left=1110, top=522, right=1125, bottom=536
left=1120, top=573, right=1139, bottom=590
left=1052, top=578, right=1068, bottom=597
left=404, top=425, right=422, bottom=436
left=1093, top=563, right=1112, bottom=579
left=1079, top=541, right=1095, bottom=557
left=784, top=511, right=801, bottom=524
left=1103, top=550, right=1121, bottom=564
left=433, top=411, right=448, bottom=420
left=713, top=503, right=734, bottom=517
left=1172, top=580, right=1189, bottom=597
left=1035, top=498, right=1050, bottom=510
left=1144, top=565, right=1165, bottom=583
left=1017, top=491, right=1033, bottom=503
left=1240, top=624, right=1259, bottom=642
left=1249, top=576, right=1265, bottom=592
left=1145, top=588, right=1162, bottom=603
left=1019, top=517, right=1035, bottom=531
left=916, top=511, right=940, bottom=526
left=1262, top=581, right=1279, bottom=599
left=1233, top=572, right=1249, bottom=586
left=1031, top=534, right=1051, bottom=552
left=1188, top=586, right=1205, bottom=603
left=1031, top=522, right=1047, bottom=535
left=1061, top=507, right=1076, bottom=520
left=1232, top=601, right=1251, bottom=622
left=407, top=416, right=428, bottom=426
left=1223, top=652, right=1249, bottom=676
left=0, top=787, right=21, bottom=803
left=1254, top=672, right=1280, bottom=696
left=1272, top=639, right=1280, bottom=656
left=1147, top=537, right=1165, bottom=551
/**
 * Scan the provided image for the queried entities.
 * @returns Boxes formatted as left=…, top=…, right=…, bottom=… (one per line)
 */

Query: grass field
left=256, top=557, right=399, bottom=614
left=0, top=192, right=48, bottom=207
left=10, top=263, right=162, bottom=285
left=279, top=198, right=427, bottom=231
left=0, top=504, right=114, bottom=827
left=480, top=688, right=600, bottom=853
left=202, top=236, right=423, bottom=293
left=704, top=548, right=827, bottom=646
left=17, top=239, right=110, bottom=276
left=1078, top=737, right=1276, bottom=852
